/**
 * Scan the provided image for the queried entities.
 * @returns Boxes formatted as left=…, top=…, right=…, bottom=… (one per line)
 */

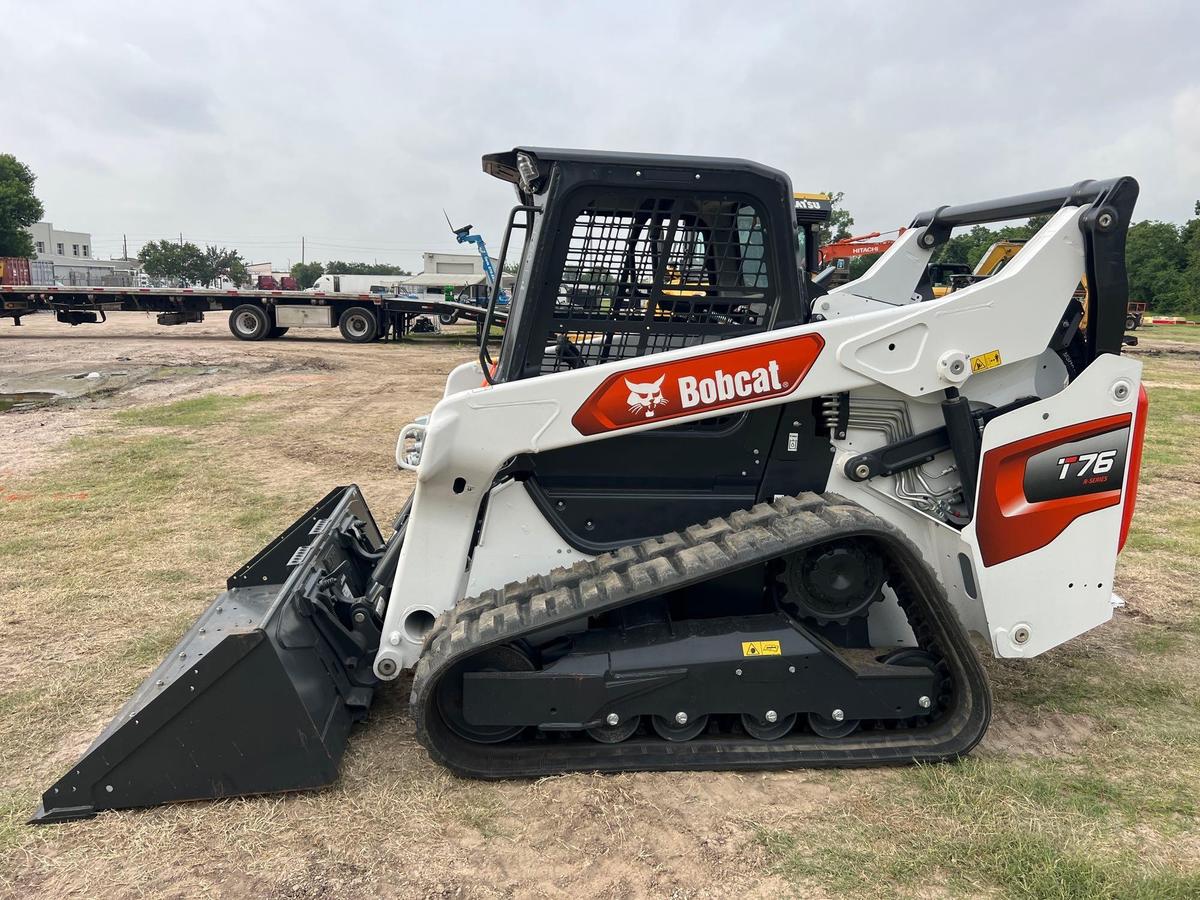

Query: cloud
left=1171, top=85, right=1200, bottom=183
left=2, top=0, right=1196, bottom=266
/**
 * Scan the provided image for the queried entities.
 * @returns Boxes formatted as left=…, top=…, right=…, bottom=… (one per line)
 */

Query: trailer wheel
left=339, top=307, right=379, bottom=343
left=229, top=304, right=272, bottom=341
left=268, top=326, right=290, bottom=339
left=438, top=311, right=460, bottom=325
left=1125, top=313, right=1137, bottom=331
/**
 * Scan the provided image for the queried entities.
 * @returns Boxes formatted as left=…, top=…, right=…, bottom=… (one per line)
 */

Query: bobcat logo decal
left=625, top=375, right=668, bottom=418
left=571, top=334, right=825, bottom=436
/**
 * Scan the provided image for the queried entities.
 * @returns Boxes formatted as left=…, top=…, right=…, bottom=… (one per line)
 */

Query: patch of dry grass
left=1, top=321, right=1198, bottom=899
left=754, top=352, right=1200, bottom=898
left=1136, top=325, right=1200, bottom=345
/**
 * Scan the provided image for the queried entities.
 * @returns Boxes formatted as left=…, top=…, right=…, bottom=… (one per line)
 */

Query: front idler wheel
left=651, top=713, right=708, bottom=742
left=880, top=647, right=940, bottom=669
left=882, top=646, right=944, bottom=717
left=741, top=711, right=798, bottom=741
left=435, top=645, right=534, bottom=744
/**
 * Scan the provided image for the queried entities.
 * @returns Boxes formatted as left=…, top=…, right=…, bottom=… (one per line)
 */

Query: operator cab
left=480, top=148, right=832, bottom=551
left=482, top=147, right=820, bottom=384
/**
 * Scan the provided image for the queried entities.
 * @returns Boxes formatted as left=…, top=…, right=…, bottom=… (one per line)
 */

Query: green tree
left=180, top=244, right=208, bottom=285
left=1181, top=204, right=1200, bottom=313
left=1126, top=220, right=1187, bottom=313
left=138, top=240, right=185, bottom=282
left=816, top=191, right=854, bottom=246
left=290, top=261, right=325, bottom=289
left=227, top=255, right=249, bottom=287
left=199, top=245, right=248, bottom=286
left=138, top=240, right=206, bottom=285
left=0, top=154, right=45, bottom=258
left=847, top=254, right=881, bottom=279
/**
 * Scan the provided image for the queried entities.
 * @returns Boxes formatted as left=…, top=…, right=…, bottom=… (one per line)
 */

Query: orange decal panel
left=1118, top=385, right=1149, bottom=552
left=976, top=413, right=1132, bottom=567
left=571, top=334, right=825, bottom=435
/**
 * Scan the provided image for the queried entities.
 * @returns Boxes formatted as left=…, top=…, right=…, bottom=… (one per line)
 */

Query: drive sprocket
left=777, top=538, right=885, bottom=625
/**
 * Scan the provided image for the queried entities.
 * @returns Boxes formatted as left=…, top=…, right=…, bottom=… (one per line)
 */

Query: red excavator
left=819, top=229, right=905, bottom=266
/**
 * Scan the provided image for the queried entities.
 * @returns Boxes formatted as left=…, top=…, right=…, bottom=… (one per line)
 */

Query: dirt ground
left=1, top=313, right=1197, bottom=899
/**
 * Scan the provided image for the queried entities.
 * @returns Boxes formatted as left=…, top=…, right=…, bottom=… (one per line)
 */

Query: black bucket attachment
left=31, top=486, right=386, bottom=823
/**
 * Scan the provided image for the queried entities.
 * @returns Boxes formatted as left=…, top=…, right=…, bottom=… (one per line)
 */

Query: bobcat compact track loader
left=33, top=148, right=1147, bottom=822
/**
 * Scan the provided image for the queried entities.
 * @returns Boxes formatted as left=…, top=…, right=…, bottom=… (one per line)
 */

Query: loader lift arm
left=909, top=175, right=1139, bottom=359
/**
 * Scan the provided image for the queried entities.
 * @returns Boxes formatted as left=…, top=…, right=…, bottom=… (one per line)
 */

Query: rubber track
left=410, top=493, right=991, bottom=778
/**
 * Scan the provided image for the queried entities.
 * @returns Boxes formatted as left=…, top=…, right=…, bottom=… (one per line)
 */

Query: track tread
left=411, top=493, right=991, bottom=778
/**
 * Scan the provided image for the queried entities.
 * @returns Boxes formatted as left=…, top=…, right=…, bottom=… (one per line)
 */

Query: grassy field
left=1136, top=324, right=1200, bottom=344
left=750, top=346, right=1200, bottom=898
left=0, top=318, right=1197, bottom=898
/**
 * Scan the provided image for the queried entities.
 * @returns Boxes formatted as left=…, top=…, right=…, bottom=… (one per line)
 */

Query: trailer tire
left=438, top=311, right=460, bottom=326
left=229, top=304, right=273, bottom=341
left=339, top=307, right=379, bottom=343
left=268, top=326, right=290, bottom=339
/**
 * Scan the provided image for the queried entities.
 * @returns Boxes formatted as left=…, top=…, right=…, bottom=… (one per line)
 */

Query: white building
left=246, top=262, right=293, bottom=281
left=401, top=251, right=514, bottom=300
left=26, top=222, right=139, bottom=286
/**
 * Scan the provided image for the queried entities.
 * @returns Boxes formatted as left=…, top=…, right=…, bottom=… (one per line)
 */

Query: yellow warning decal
left=741, top=640, right=782, bottom=657
left=970, top=349, right=1002, bottom=373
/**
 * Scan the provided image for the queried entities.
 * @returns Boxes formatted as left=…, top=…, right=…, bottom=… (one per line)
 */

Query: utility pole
left=301, top=236, right=305, bottom=264
left=122, top=234, right=128, bottom=260
left=179, top=232, right=183, bottom=247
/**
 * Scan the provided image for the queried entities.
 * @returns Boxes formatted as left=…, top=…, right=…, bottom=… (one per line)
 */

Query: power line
left=90, top=235, right=465, bottom=252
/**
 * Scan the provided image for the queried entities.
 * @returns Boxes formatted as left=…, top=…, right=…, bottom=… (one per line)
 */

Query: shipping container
left=254, top=275, right=301, bottom=291
left=0, top=257, right=32, bottom=286
left=30, top=260, right=56, bottom=285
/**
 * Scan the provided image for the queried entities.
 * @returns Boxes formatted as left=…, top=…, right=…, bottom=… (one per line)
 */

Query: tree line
left=1122, top=206, right=1200, bottom=316
left=288, top=261, right=413, bottom=289
left=136, top=253, right=415, bottom=289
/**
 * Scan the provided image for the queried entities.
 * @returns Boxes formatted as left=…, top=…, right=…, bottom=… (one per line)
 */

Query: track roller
left=586, top=716, right=641, bottom=744
left=651, top=714, right=709, bottom=742
left=741, top=712, right=798, bottom=741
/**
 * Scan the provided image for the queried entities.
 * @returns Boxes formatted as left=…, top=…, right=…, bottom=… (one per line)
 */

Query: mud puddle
left=0, top=391, right=59, bottom=413
left=0, top=365, right=225, bottom=413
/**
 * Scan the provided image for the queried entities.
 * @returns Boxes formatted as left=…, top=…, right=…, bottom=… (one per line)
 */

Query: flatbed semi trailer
left=0, top=284, right=506, bottom=343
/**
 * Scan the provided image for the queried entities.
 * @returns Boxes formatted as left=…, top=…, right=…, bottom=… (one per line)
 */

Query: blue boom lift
left=440, top=213, right=510, bottom=324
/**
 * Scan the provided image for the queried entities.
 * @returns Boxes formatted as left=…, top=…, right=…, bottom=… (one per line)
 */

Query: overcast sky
left=3, top=1, right=1197, bottom=271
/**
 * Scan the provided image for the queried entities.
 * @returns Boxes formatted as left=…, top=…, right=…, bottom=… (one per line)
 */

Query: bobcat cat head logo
left=625, top=375, right=668, bottom=418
